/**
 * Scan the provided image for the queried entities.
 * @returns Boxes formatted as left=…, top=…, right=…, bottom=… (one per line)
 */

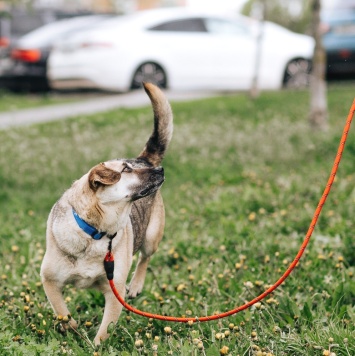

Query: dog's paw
left=94, top=333, right=109, bottom=346
left=69, top=318, right=78, bottom=330
left=58, top=316, right=78, bottom=333
left=127, top=281, right=143, bottom=299
left=94, top=336, right=101, bottom=346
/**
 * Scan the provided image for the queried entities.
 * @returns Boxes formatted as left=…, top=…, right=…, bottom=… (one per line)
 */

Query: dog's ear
left=88, top=163, right=121, bottom=191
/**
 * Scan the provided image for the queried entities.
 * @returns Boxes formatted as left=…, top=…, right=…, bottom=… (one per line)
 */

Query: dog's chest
left=68, top=259, right=105, bottom=289
left=62, top=240, right=113, bottom=288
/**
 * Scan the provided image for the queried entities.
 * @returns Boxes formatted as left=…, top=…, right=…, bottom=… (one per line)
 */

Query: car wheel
left=131, top=62, right=167, bottom=89
left=283, top=59, right=311, bottom=89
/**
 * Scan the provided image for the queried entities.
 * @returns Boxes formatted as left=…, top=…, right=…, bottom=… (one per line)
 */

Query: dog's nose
left=154, top=166, right=164, bottom=174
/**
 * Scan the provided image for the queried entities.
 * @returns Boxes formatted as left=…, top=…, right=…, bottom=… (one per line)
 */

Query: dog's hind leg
left=128, top=194, right=165, bottom=298
left=127, top=254, right=151, bottom=298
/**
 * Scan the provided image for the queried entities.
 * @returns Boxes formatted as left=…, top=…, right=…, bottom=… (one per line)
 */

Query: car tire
left=131, top=62, right=167, bottom=89
left=283, top=58, right=312, bottom=89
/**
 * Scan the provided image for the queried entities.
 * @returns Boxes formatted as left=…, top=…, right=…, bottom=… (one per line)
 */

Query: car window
left=18, top=16, right=109, bottom=47
left=322, top=9, right=355, bottom=35
left=148, top=18, right=207, bottom=32
left=332, top=22, right=355, bottom=34
left=204, top=18, right=250, bottom=35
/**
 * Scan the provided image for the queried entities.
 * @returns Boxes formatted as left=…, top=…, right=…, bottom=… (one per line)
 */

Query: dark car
left=0, top=8, right=98, bottom=58
left=322, top=2, right=355, bottom=78
left=0, top=8, right=54, bottom=54
left=0, top=13, right=113, bottom=92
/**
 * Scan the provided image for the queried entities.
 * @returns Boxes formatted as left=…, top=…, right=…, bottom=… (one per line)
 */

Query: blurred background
left=0, top=0, right=354, bottom=94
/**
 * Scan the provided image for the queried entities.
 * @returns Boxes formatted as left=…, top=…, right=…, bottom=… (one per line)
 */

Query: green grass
left=0, top=90, right=78, bottom=112
left=0, top=86, right=354, bottom=355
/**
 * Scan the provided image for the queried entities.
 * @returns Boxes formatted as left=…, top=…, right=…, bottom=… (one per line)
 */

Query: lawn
left=0, top=86, right=354, bottom=355
left=0, top=90, right=84, bottom=112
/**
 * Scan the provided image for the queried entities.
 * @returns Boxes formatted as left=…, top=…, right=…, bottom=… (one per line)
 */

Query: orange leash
left=104, top=99, right=355, bottom=323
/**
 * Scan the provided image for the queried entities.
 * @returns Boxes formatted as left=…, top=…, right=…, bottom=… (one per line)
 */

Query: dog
left=40, top=83, right=173, bottom=345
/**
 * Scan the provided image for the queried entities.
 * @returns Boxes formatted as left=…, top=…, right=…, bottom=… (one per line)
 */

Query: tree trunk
left=250, top=0, right=266, bottom=99
left=309, top=0, right=328, bottom=130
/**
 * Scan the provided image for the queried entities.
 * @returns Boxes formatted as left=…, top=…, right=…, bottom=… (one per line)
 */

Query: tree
left=242, top=0, right=312, bottom=34
left=249, top=0, right=265, bottom=98
left=309, top=0, right=328, bottom=130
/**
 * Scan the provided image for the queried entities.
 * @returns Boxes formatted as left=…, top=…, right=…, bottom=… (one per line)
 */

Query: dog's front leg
left=42, top=279, right=78, bottom=330
left=94, top=284, right=125, bottom=346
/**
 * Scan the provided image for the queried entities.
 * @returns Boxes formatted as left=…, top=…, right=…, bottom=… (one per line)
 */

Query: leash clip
left=104, top=233, right=116, bottom=281
left=104, top=251, right=115, bottom=280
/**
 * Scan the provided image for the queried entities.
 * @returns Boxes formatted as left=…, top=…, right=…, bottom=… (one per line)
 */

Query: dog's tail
left=137, top=82, right=173, bottom=167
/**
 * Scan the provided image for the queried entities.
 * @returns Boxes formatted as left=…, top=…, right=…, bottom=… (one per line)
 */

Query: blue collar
left=72, top=209, right=109, bottom=240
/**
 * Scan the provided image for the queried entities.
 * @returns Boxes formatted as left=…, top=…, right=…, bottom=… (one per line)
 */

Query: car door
left=147, top=16, right=257, bottom=90
left=202, top=17, right=257, bottom=90
left=146, top=17, right=211, bottom=89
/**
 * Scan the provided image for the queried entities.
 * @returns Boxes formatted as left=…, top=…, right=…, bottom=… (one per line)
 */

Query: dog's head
left=87, top=159, right=165, bottom=205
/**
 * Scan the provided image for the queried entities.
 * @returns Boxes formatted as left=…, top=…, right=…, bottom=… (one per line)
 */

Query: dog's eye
left=121, top=165, right=133, bottom=173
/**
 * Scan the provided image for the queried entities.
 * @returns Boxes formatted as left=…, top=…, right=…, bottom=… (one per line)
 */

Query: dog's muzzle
left=132, top=166, right=165, bottom=201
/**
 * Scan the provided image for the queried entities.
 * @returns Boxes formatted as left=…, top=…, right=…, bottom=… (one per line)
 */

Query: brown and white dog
left=40, top=83, right=173, bottom=345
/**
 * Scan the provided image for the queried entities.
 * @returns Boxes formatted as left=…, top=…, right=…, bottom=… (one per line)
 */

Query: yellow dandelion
left=176, top=284, right=186, bottom=292
left=244, top=281, right=254, bottom=288
left=85, top=321, right=93, bottom=328
left=134, top=339, right=144, bottom=348
left=235, top=262, right=242, bottom=269
left=11, top=245, right=20, bottom=253
left=220, top=346, right=229, bottom=355
left=215, top=332, right=223, bottom=340
left=248, top=212, right=256, bottom=221
left=164, top=326, right=172, bottom=335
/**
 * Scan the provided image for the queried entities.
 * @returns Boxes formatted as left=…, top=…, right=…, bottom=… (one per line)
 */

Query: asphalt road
left=0, top=90, right=219, bottom=130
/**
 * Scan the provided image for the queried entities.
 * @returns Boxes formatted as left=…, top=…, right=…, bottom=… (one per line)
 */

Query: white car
left=48, top=7, right=315, bottom=92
